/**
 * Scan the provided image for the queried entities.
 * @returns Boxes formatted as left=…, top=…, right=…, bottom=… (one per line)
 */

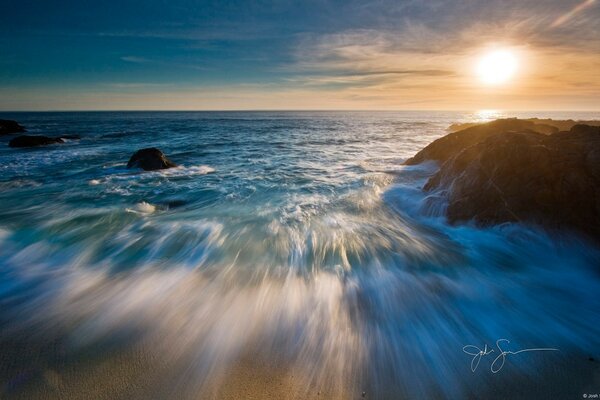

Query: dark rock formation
left=448, top=118, right=600, bottom=134
left=127, top=148, right=177, bottom=171
left=9, top=135, right=64, bottom=148
left=405, top=119, right=559, bottom=166
left=411, top=121, right=600, bottom=242
left=526, top=118, right=600, bottom=132
left=0, top=119, right=26, bottom=135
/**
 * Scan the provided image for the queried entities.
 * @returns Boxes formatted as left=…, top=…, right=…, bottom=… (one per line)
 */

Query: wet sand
left=2, top=335, right=599, bottom=400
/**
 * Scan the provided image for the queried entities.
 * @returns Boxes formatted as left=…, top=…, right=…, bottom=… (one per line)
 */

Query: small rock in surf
left=127, top=147, right=177, bottom=171
left=9, top=135, right=64, bottom=148
left=0, top=119, right=26, bottom=135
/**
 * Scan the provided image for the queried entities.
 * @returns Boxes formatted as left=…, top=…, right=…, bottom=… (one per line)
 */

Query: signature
left=463, top=339, right=558, bottom=373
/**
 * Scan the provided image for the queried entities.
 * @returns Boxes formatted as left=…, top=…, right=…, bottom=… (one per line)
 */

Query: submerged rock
left=9, top=135, right=64, bottom=148
left=127, top=148, right=177, bottom=171
left=0, top=119, right=26, bottom=135
left=410, top=120, right=600, bottom=242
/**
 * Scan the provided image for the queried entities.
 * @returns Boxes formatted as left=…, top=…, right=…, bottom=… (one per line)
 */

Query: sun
left=476, top=50, right=518, bottom=85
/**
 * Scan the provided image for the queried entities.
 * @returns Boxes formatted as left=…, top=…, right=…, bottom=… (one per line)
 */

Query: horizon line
left=2, top=109, right=600, bottom=113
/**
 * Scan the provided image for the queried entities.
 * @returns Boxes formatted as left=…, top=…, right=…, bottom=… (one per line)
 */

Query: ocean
left=1, top=111, right=599, bottom=399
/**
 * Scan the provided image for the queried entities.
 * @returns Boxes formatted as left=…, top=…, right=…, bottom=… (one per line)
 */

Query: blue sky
left=1, top=0, right=598, bottom=110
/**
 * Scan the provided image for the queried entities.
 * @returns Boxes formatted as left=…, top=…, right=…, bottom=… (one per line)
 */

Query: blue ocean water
left=1, top=111, right=599, bottom=398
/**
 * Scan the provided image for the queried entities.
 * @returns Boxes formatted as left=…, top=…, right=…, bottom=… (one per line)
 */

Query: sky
left=0, top=0, right=598, bottom=111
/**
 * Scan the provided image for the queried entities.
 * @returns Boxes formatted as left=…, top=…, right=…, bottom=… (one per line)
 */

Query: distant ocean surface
left=1, top=111, right=600, bottom=399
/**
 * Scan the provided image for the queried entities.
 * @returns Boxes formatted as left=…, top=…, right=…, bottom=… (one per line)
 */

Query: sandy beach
left=2, top=331, right=600, bottom=400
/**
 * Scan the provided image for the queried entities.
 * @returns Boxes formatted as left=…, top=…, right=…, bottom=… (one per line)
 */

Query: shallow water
left=1, top=111, right=600, bottom=398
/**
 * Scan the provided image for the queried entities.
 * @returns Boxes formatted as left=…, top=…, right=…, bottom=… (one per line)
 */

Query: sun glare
left=475, top=109, right=503, bottom=121
left=477, top=50, right=518, bottom=85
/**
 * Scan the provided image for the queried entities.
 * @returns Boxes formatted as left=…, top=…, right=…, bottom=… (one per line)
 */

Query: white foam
left=187, top=165, right=216, bottom=175
left=126, top=201, right=156, bottom=215
left=0, top=227, right=10, bottom=241
left=160, top=165, right=216, bottom=176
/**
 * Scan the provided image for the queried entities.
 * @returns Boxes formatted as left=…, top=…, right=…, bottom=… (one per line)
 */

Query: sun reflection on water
left=475, top=109, right=504, bottom=121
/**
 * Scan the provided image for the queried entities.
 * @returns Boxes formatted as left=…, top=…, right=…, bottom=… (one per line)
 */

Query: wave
left=2, top=112, right=600, bottom=398
left=161, top=164, right=215, bottom=176
left=86, top=164, right=216, bottom=187
left=1, top=230, right=598, bottom=398
left=1, top=163, right=599, bottom=398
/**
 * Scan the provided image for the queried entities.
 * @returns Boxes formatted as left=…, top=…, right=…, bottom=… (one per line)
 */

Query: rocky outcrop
left=127, top=148, right=177, bottom=171
left=447, top=118, right=600, bottom=134
left=9, top=135, right=64, bottom=147
left=409, top=120, right=600, bottom=242
left=0, top=119, right=26, bottom=135
left=405, top=119, right=559, bottom=166
left=526, top=118, right=600, bottom=132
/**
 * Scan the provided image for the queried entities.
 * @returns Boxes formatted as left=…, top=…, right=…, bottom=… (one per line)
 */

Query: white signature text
left=463, top=339, right=558, bottom=373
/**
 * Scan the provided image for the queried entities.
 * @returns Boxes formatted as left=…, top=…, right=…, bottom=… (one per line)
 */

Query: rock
left=526, top=118, right=600, bottom=132
left=0, top=119, right=26, bottom=135
left=570, top=124, right=600, bottom=135
left=127, top=148, right=177, bottom=171
left=8, top=135, right=64, bottom=148
left=416, top=122, right=600, bottom=242
left=447, top=118, right=600, bottom=133
left=404, top=119, right=558, bottom=165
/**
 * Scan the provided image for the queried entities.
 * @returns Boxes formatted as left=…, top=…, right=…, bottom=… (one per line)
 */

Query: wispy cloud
left=551, top=0, right=597, bottom=28
left=106, top=82, right=172, bottom=89
left=1, top=0, right=599, bottom=110
left=120, top=55, right=209, bottom=71
left=276, top=0, right=600, bottom=107
left=120, top=56, right=150, bottom=63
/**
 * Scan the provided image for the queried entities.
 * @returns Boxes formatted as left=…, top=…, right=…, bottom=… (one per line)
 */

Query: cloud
left=283, top=29, right=462, bottom=91
left=276, top=0, right=600, bottom=107
left=119, top=55, right=210, bottom=71
left=1, top=0, right=599, bottom=110
left=107, top=82, right=172, bottom=89
left=551, top=0, right=597, bottom=28
left=121, top=56, right=150, bottom=63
